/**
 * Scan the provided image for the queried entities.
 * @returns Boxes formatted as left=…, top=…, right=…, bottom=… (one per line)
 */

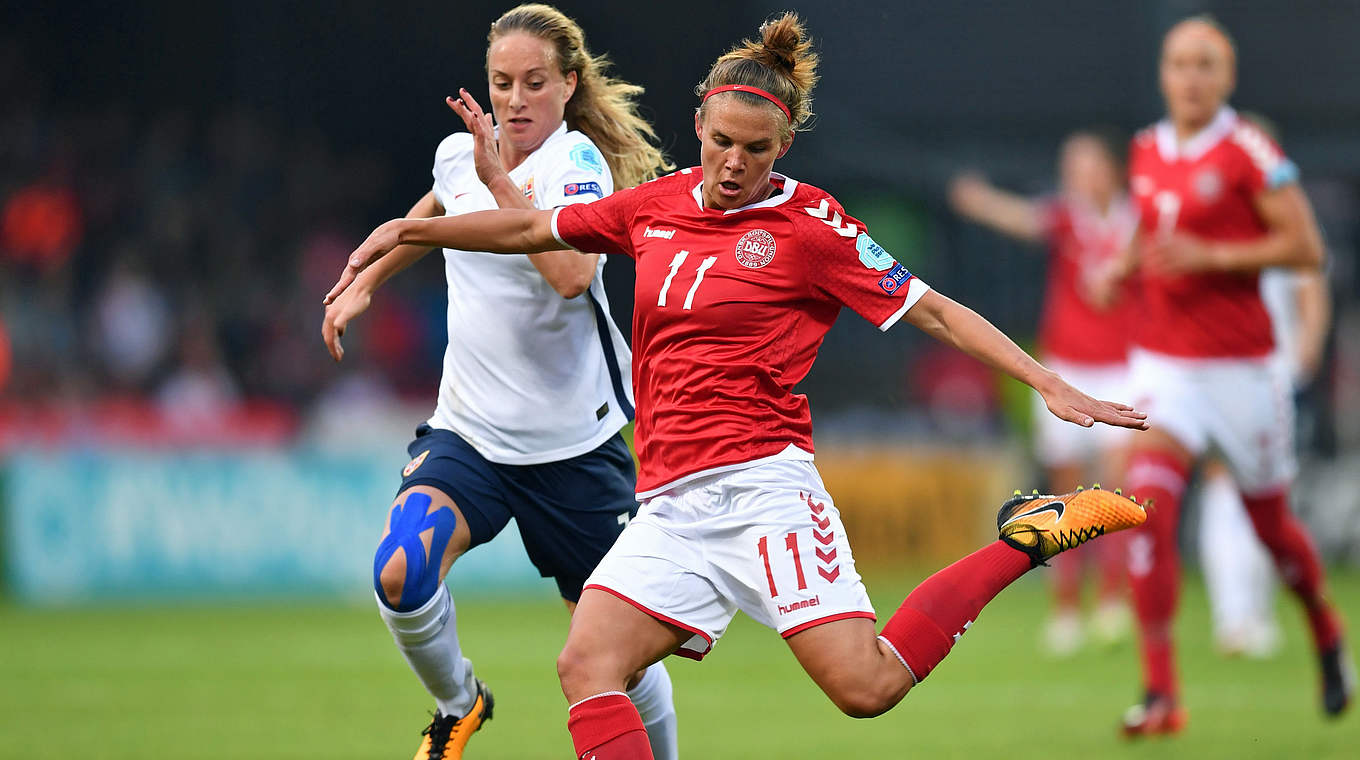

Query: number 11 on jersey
left=658, top=250, right=718, bottom=310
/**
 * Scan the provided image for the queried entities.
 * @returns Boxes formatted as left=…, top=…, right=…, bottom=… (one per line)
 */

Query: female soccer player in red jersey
left=951, top=132, right=1138, bottom=656
left=328, top=14, right=1149, bottom=758
left=1094, top=16, right=1352, bottom=735
left=321, top=5, right=680, bottom=758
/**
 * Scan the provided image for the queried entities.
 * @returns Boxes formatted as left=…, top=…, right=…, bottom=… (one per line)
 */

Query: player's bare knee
left=557, top=639, right=628, bottom=697
left=377, top=550, right=409, bottom=607
left=555, top=642, right=590, bottom=694
left=834, top=690, right=894, bottom=719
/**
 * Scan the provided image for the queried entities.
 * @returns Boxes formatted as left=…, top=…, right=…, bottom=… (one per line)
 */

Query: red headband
left=701, top=84, right=791, bottom=123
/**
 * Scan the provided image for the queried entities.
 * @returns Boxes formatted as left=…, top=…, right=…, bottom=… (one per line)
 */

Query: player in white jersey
left=320, top=6, right=677, bottom=759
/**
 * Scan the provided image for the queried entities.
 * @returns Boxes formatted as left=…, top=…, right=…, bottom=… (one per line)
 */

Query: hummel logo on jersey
left=803, top=198, right=858, bottom=237
left=644, top=227, right=676, bottom=239
left=1000, top=499, right=1066, bottom=528
left=777, top=596, right=821, bottom=615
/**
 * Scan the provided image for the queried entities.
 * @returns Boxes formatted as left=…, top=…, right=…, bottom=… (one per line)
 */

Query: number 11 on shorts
left=757, top=532, right=808, bottom=598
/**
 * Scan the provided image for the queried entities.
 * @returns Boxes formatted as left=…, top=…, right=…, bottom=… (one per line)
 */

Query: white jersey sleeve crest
left=536, top=133, right=614, bottom=209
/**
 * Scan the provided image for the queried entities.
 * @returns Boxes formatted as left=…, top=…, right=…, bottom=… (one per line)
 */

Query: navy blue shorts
left=397, top=424, right=638, bottom=602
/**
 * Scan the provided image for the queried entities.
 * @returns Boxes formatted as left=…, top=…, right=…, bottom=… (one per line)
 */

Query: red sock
left=566, top=692, right=653, bottom=760
left=879, top=541, right=1032, bottom=682
left=1125, top=450, right=1188, bottom=698
left=1241, top=490, right=1343, bottom=652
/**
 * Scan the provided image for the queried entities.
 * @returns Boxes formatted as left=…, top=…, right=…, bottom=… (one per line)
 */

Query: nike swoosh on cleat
left=1001, top=500, right=1065, bottom=528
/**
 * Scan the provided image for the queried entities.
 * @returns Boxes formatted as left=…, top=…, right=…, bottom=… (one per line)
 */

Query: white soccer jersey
left=1259, top=267, right=1302, bottom=387
left=427, top=122, right=634, bottom=464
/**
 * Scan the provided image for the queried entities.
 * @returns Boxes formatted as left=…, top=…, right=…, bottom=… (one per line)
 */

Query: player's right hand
left=322, top=285, right=372, bottom=362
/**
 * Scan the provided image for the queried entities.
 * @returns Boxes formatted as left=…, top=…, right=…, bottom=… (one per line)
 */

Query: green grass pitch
left=2, top=569, right=1356, bottom=759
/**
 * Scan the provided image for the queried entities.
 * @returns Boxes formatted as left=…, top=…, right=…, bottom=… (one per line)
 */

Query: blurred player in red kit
left=951, top=130, right=1138, bottom=656
left=1094, top=15, right=1353, bottom=735
left=329, top=14, right=1150, bottom=759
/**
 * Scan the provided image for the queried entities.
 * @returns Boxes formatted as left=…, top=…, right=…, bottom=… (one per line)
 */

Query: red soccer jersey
left=1038, top=196, right=1138, bottom=364
left=552, top=168, right=931, bottom=497
left=1128, top=106, right=1299, bottom=358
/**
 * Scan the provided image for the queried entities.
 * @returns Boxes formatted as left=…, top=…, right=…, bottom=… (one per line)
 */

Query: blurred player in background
left=1095, top=15, right=1353, bottom=735
left=1196, top=112, right=1335, bottom=661
left=1198, top=264, right=1330, bottom=658
left=328, top=14, right=1149, bottom=759
left=950, top=130, right=1137, bottom=656
left=321, top=5, right=678, bottom=758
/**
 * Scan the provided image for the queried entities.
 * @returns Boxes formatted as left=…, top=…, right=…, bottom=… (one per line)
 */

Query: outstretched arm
left=947, top=172, right=1046, bottom=243
left=323, top=207, right=563, bottom=305
left=321, top=190, right=443, bottom=361
left=904, top=289, right=1148, bottom=430
left=339, top=190, right=444, bottom=298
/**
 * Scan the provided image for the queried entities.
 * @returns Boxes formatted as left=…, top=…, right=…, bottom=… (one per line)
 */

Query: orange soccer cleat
left=997, top=485, right=1147, bottom=567
left=413, top=680, right=495, bottom=760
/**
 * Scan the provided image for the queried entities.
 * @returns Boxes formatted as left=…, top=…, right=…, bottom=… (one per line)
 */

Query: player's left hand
left=1145, top=233, right=1220, bottom=275
left=447, top=89, right=508, bottom=189
left=1040, top=377, right=1149, bottom=430
left=323, top=219, right=401, bottom=305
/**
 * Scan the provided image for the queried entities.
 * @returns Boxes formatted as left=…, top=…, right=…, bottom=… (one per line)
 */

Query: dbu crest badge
left=735, top=228, right=777, bottom=269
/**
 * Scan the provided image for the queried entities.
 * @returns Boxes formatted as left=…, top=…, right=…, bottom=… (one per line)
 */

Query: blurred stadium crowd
left=0, top=38, right=451, bottom=437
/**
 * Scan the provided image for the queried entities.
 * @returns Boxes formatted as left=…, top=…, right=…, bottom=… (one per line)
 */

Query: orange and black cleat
left=997, top=485, right=1147, bottom=567
left=413, top=679, right=495, bottom=760
left=1120, top=692, right=1188, bottom=738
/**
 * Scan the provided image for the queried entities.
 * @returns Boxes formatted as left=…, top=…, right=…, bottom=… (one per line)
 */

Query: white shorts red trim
left=1129, top=348, right=1295, bottom=495
left=583, top=584, right=714, bottom=661
left=583, top=459, right=876, bottom=660
left=1033, top=357, right=1132, bottom=467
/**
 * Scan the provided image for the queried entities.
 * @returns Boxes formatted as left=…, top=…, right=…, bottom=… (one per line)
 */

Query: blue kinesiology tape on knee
left=373, top=492, right=458, bottom=611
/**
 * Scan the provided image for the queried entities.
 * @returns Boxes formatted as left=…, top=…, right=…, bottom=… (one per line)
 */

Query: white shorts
left=583, top=459, right=875, bottom=660
left=1033, top=357, right=1132, bottom=467
left=1129, top=348, right=1295, bottom=496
